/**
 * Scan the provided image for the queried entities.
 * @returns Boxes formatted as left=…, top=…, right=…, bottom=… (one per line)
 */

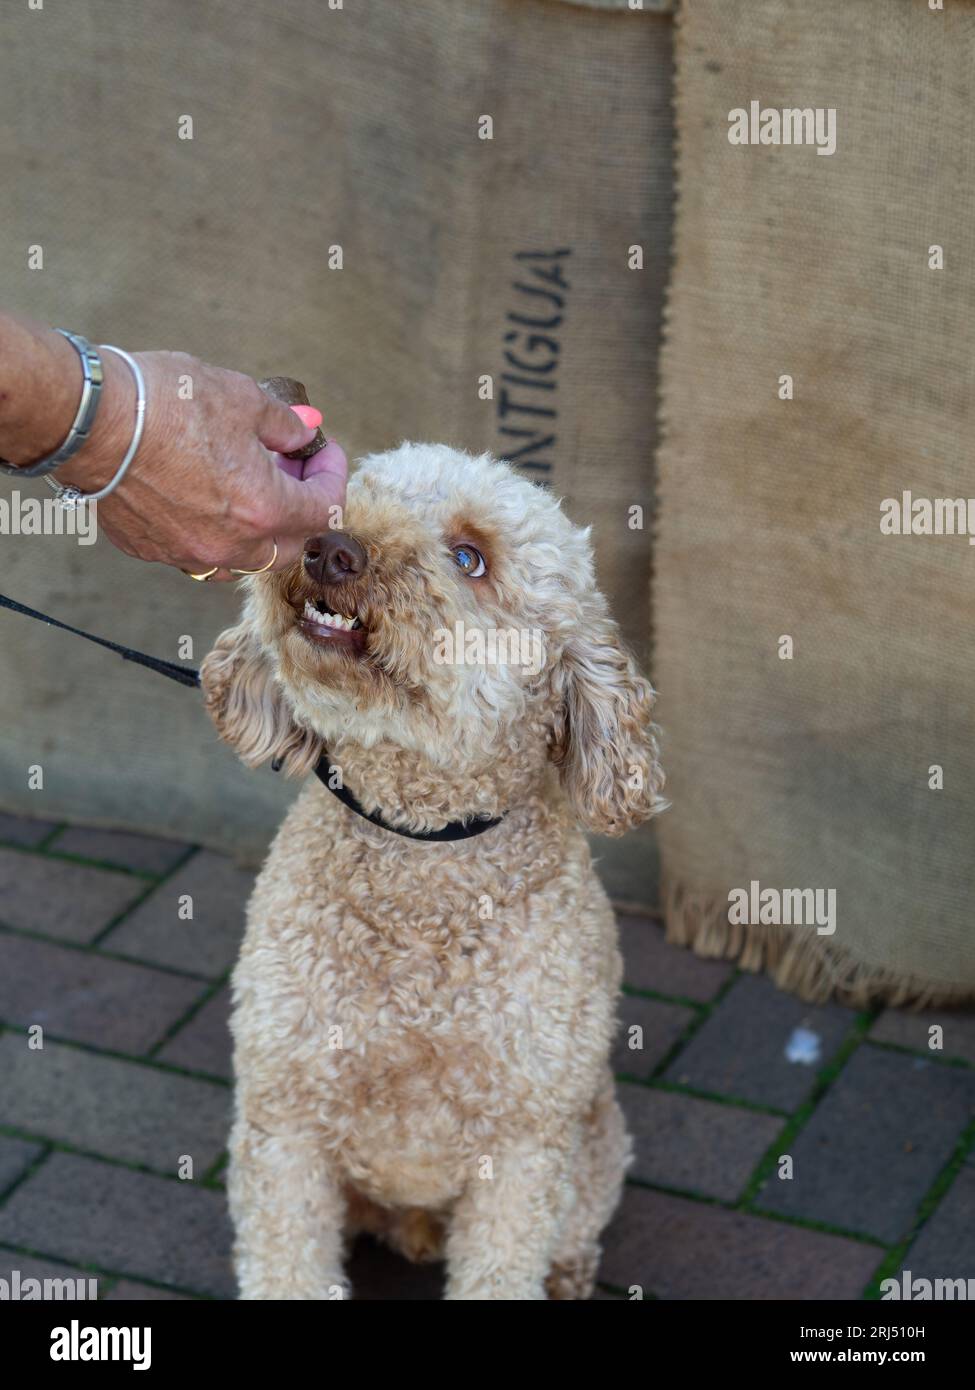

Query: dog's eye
left=451, top=544, right=486, bottom=578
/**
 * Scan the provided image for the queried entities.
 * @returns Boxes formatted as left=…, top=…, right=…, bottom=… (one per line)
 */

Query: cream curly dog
left=201, top=443, right=665, bottom=1300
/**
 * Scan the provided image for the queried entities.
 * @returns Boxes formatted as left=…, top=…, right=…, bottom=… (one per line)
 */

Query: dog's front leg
left=229, top=1112, right=348, bottom=1300
left=444, top=1139, right=570, bottom=1300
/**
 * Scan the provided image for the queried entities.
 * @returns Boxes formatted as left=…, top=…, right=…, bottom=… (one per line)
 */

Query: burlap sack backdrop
left=0, top=0, right=671, bottom=899
left=656, top=0, right=975, bottom=1003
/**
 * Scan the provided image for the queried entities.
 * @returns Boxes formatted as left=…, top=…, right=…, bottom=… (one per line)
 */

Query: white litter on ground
left=785, top=1026, right=822, bottom=1066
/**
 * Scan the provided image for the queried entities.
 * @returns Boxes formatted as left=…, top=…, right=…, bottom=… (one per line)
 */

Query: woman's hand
left=54, top=348, right=347, bottom=577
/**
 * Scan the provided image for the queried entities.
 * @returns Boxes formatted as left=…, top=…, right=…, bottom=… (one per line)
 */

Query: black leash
left=0, top=590, right=201, bottom=688
left=0, top=589, right=504, bottom=842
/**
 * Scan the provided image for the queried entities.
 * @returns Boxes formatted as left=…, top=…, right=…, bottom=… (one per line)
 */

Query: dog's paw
left=387, top=1209, right=447, bottom=1264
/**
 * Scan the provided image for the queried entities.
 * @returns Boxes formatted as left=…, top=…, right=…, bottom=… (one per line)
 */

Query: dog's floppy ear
left=550, top=599, right=666, bottom=836
left=200, top=622, right=320, bottom=776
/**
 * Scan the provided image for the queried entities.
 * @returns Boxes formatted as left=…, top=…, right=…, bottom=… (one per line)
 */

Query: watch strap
left=0, top=330, right=105, bottom=478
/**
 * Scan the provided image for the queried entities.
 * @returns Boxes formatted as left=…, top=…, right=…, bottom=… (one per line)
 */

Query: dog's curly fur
left=201, top=443, right=665, bottom=1300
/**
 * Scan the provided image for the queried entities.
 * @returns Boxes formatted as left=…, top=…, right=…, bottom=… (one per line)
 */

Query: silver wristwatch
left=0, top=329, right=105, bottom=478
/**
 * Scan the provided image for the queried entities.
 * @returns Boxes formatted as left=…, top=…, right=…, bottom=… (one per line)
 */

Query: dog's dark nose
left=303, top=531, right=367, bottom=585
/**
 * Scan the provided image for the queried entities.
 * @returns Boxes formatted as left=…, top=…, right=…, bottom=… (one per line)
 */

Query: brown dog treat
left=259, top=376, right=327, bottom=460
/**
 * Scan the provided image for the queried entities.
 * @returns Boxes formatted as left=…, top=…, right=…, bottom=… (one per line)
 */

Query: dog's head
left=201, top=444, right=665, bottom=835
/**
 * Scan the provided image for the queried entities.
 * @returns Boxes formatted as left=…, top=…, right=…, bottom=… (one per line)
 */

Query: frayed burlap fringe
left=653, top=0, right=975, bottom=1009
left=663, top=879, right=975, bottom=1012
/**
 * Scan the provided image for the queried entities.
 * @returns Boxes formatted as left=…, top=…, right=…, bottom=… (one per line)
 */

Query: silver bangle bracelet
left=47, top=345, right=147, bottom=508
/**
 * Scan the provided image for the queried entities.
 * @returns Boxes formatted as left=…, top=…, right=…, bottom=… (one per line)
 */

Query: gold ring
left=184, top=565, right=220, bottom=582
left=230, top=540, right=278, bottom=576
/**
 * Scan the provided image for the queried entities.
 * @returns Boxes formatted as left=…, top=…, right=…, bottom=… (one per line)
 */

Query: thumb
left=256, top=393, right=318, bottom=455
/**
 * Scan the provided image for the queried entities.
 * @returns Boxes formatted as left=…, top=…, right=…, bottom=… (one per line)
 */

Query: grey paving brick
left=617, top=913, right=733, bottom=1001
left=0, top=1253, right=101, bottom=1300
left=871, top=1007, right=975, bottom=1068
left=0, top=1135, right=42, bottom=1193
left=613, top=995, right=695, bottom=1080
left=898, top=1166, right=975, bottom=1285
left=755, top=1045, right=975, bottom=1242
left=620, top=1082, right=781, bottom=1201
left=665, top=974, right=855, bottom=1111
left=0, top=1035, right=229, bottom=1172
left=600, top=1186, right=880, bottom=1299
left=104, top=1280, right=193, bottom=1301
left=49, top=826, right=190, bottom=876
left=0, top=1153, right=234, bottom=1298
left=0, top=813, right=57, bottom=848
left=0, top=930, right=203, bottom=1052
left=102, top=850, right=253, bottom=978
left=157, top=987, right=232, bottom=1079
left=0, top=847, right=146, bottom=943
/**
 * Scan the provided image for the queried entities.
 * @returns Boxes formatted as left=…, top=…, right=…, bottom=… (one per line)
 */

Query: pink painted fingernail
left=290, top=403, right=323, bottom=429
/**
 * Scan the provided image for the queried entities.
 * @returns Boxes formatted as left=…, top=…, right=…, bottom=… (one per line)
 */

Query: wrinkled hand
left=57, top=349, right=347, bottom=577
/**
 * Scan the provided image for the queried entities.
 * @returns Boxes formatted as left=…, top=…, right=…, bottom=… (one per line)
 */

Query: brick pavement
left=0, top=813, right=972, bottom=1300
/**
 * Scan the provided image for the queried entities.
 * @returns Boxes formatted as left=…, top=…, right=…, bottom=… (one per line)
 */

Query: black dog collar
left=0, top=591, right=507, bottom=844
left=314, top=755, right=505, bottom=842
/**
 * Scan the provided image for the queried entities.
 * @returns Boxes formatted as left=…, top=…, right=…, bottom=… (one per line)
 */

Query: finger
left=269, top=532, right=307, bottom=573
left=213, top=533, right=305, bottom=576
left=206, top=536, right=286, bottom=577
left=270, top=437, right=345, bottom=483
left=271, top=450, right=305, bottom=480
left=256, top=392, right=318, bottom=455
left=181, top=561, right=234, bottom=583
left=266, top=442, right=349, bottom=541
left=300, top=438, right=347, bottom=485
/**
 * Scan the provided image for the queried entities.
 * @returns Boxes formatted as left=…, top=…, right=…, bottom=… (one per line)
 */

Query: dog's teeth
left=301, top=599, right=359, bottom=632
